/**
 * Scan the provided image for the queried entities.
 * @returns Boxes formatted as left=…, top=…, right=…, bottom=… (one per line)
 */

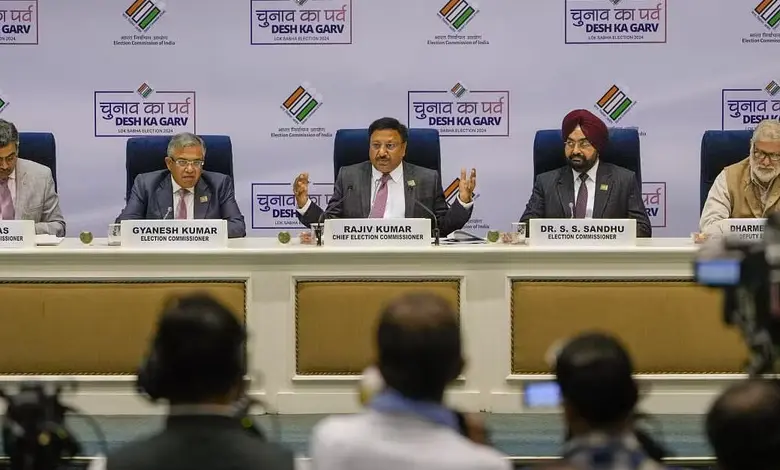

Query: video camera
left=0, top=383, right=85, bottom=470
left=694, top=212, right=780, bottom=375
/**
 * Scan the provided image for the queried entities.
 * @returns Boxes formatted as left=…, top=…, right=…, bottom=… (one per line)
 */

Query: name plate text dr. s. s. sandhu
left=0, top=220, right=35, bottom=249
left=120, top=220, right=228, bottom=249
left=323, top=218, right=431, bottom=247
left=528, top=219, right=637, bottom=247
left=721, top=218, right=766, bottom=241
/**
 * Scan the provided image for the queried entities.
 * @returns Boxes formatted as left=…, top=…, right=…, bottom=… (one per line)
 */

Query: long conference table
left=0, top=237, right=750, bottom=415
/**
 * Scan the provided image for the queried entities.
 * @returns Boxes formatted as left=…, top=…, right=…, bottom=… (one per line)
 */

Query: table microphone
left=407, top=181, right=440, bottom=246
left=162, top=206, right=172, bottom=220
left=568, top=202, right=574, bottom=219
left=315, top=185, right=353, bottom=246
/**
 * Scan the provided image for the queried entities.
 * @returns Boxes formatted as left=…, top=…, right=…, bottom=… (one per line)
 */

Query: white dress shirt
left=573, top=159, right=599, bottom=218
left=171, top=176, right=194, bottom=220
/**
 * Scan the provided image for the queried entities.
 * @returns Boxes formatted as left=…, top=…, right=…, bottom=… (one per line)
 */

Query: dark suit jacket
left=519, top=162, right=652, bottom=238
left=105, top=414, right=294, bottom=470
left=297, top=161, right=472, bottom=236
left=116, top=169, right=246, bottom=238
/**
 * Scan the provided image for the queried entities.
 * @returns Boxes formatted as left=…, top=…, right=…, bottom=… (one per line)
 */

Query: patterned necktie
left=0, top=178, right=14, bottom=220
left=574, top=172, right=589, bottom=218
left=176, top=188, right=188, bottom=219
left=369, top=174, right=391, bottom=218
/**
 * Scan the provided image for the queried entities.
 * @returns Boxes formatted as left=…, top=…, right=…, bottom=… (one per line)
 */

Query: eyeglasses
left=565, top=139, right=593, bottom=151
left=171, top=159, right=204, bottom=168
left=370, top=142, right=401, bottom=152
left=753, top=147, right=780, bottom=161
left=0, top=154, right=17, bottom=165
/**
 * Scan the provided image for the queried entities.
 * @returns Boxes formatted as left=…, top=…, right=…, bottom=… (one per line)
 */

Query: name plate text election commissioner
left=721, top=218, right=766, bottom=241
left=0, top=220, right=35, bottom=249
left=528, top=219, right=636, bottom=247
left=324, top=218, right=431, bottom=247
left=120, top=220, right=228, bottom=249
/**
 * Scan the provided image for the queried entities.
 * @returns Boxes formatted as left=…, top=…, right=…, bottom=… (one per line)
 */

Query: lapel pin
left=407, top=180, right=416, bottom=188
left=200, top=196, right=208, bottom=203
left=599, top=184, right=608, bottom=191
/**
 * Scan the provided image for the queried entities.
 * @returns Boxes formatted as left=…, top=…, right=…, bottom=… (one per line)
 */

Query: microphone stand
left=407, top=186, right=441, bottom=246
left=314, top=186, right=353, bottom=246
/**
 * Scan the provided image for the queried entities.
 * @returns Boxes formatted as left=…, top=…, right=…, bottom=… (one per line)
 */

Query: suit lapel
left=155, top=177, right=175, bottom=219
left=13, top=163, right=28, bottom=220
left=556, top=168, right=575, bottom=217
left=194, top=178, right=212, bottom=219
left=403, top=163, right=417, bottom=217
left=359, top=162, right=372, bottom=218
left=593, top=163, right=613, bottom=218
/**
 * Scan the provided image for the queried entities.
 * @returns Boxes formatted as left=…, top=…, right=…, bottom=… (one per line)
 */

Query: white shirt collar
left=371, top=163, right=404, bottom=184
left=5, top=168, right=15, bottom=181
left=573, top=158, right=599, bottom=182
left=171, top=176, right=194, bottom=193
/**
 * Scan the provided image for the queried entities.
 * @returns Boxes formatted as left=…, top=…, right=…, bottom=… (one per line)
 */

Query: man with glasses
left=520, top=109, right=651, bottom=237
left=0, top=119, right=65, bottom=236
left=700, top=119, right=780, bottom=234
left=293, top=117, right=476, bottom=236
left=117, top=132, right=246, bottom=238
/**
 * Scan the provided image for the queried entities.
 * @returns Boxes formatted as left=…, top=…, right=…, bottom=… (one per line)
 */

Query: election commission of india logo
left=428, top=0, right=488, bottom=46
left=595, top=84, right=636, bottom=124
left=408, top=82, right=509, bottom=137
left=564, top=0, right=667, bottom=45
left=0, top=0, right=38, bottom=45
left=94, top=82, right=196, bottom=137
left=0, top=88, right=9, bottom=114
left=250, top=182, right=334, bottom=230
left=721, top=80, right=780, bottom=130
left=250, top=0, right=353, bottom=45
left=271, top=82, right=332, bottom=139
left=743, top=0, right=780, bottom=43
left=114, top=0, right=176, bottom=47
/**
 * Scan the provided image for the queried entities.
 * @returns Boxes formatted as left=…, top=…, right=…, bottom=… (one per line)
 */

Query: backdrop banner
left=0, top=0, right=775, bottom=237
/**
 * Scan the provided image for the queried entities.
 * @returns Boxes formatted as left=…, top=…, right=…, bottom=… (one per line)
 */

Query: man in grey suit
left=0, top=119, right=65, bottom=236
left=116, top=133, right=246, bottom=238
left=310, top=292, right=510, bottom=470
left=520, top=109, right=651, bottom=237
left=293, top=117, right=476, bottom=237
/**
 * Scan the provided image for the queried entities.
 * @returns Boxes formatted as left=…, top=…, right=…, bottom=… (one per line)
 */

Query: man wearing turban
left=520, top=110, right=651, bottom=237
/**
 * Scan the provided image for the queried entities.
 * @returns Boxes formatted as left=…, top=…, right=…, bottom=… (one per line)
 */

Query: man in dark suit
left=293, top=117, right=476, bottom=237
left=96, top=293, right=294, bottom=470
left=520, top=110, right=651, bottom=237
left=116, top=132, right=246, bottom=238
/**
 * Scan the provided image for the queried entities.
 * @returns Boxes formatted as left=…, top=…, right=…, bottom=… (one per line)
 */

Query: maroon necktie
left=574, top=173, right=588, bottom=218
left=176, top=189, right=188, bottom=219
left=0, top=178, right=14, bottom=220
left=369, top=174, right=391, bottom=218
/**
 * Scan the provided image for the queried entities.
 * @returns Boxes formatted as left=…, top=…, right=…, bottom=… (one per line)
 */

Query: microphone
left=315, top=185, right=353, bottom=246
left=568, top=202, right=574, bottom=219
left=407, top=180, right=440, bottom=246
left=162, top=206, right=172, bottom=220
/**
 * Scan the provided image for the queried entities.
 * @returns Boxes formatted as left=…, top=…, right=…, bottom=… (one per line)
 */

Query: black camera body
left=695, top=212, right=780, bottom=375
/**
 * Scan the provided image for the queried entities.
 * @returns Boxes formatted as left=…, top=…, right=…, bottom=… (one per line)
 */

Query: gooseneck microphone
left=407, top=182, right=440, bottom=246
left=162, top=206, right=172, bottom=220
left=315, top=185, right=353, bottom=246
left=568, top=202, right=574, bottom=219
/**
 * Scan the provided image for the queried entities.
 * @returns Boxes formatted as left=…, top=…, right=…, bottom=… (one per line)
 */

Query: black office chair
left=332, top=128, right=442, bottom=178
left=700, top=130, right=752, bottom=213
left=18, top=132, right=57, bottom=189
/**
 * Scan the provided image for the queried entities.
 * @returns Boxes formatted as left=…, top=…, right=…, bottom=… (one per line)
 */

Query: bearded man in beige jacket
left=700, top=119, right=780, bottom=234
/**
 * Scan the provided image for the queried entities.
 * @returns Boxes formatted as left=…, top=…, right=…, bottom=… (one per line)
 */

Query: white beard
left=750, top=157, right=780, bottom=184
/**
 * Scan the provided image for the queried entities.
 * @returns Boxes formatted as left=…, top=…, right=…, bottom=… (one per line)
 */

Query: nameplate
left=323, top=218, right=431, bottom=247
left=0, top=220, right=35, bottom=249
left=528, top=219, right=636, bottom=246
left=120, top=220, right=227, bottom=249
left=720, top=218, right=766, bottom=241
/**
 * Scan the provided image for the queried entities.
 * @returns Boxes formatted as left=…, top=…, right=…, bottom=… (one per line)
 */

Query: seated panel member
left=700, top=119, right=780, bottom=234
left=519, top=110, right=652, bottom=238
left=0, top=119, right=65, bottom=236
left=293, top=117, right=476, bottom=236
left=117, top=132, right=246, bottom=238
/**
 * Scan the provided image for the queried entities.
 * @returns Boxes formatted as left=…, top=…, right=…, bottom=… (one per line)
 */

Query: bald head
left=706, top=379, right=780, bottom=470
left=376, top=292, right=463, bottom=402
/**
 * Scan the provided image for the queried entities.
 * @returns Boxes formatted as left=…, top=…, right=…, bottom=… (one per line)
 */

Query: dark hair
left=706, top=379, right=780, bottom=470
left=0, top=119, right=19, bottom=149
left=368, top=117, right=408, bottom=143
left=555, top=332, right=638, bottom=427
left=151, top=293, right=246, bottom=403
left=376, top=293, right=462, bottom=401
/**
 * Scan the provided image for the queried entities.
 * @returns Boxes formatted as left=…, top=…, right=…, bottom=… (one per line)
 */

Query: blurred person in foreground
left=310, top=292, right=509, bottom=470
left=0, top=118, right=65, bottom=236
left=520, top=109, right=651, bottom=237
left=706, top=379, right=780, bottom=470
left=116, top=132, right=246, bottom=238
left=700, top=119, right=780, bottom=235
left=97, top=293, right=293, bottom=470
left=553, top=332, right=669, bottom=470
